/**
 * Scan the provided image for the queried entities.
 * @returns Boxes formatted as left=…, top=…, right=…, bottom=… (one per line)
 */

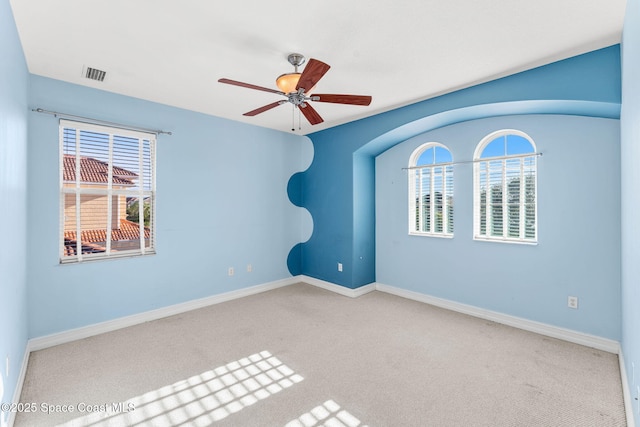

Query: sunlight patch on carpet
left=57, top=350, right=303, bottom=426
left=285, top=399, right=368, bottom=427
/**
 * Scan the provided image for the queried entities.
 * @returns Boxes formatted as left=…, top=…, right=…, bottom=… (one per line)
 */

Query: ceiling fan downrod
left=287, top=53, right=305, bottom=72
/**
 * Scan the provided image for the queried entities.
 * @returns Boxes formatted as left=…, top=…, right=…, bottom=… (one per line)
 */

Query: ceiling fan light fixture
left=276, top=72, right=301, bottom=94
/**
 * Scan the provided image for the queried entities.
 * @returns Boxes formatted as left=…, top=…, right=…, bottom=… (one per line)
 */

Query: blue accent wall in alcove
left=297, top=45, right=621, bottom=289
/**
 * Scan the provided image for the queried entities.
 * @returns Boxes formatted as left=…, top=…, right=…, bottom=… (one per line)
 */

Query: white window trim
left=59, top=120, right=157, bottom=263
left=473, top=129, right=538, bottom=244
left=408, top=142, right=454, bottom=238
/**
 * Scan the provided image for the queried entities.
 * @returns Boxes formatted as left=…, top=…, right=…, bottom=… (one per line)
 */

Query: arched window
left=408, top=143, right=454, bottom=237
left=474, top=130, right=537, bottom=243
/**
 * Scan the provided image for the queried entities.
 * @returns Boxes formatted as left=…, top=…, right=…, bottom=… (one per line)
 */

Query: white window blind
left=408, top=143, right=454, bottom=237
left=474, top=131, right=537, bottom=243
left=59, top=120, right=156, bottom=263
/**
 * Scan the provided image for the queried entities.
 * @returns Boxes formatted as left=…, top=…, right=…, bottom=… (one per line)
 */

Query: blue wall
left=0, top=0, right=29, bottom=420
left=27, top=76, right=312, bottom=338
left=376, top=115, right=620, bottom=339
left=621, top=0, right=640, bottom=422
left=300, top=45, right=621, bottom=289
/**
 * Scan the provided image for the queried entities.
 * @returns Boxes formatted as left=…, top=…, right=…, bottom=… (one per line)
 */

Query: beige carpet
left=16, top=283, right=626, bottom=426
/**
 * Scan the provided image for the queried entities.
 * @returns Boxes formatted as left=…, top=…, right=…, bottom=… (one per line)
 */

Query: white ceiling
left=10, top=0, right=626, bottom=135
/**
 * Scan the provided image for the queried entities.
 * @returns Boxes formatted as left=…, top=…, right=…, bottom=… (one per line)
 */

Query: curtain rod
left=32, top=108, right=172, bottom=136
left=402, top=152, right=542, bottom=170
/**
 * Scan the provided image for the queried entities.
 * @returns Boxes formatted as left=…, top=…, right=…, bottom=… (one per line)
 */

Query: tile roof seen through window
left=63, top=154, right=138, bottom=185
left=64, top=219, right=151, bottom=256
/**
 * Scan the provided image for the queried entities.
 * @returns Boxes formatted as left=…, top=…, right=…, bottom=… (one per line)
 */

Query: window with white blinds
left=408, top=143, right=454, bottom=237
left=473, top=130, right=537, bottom=243
left=59, top=120, right=156, bottom=263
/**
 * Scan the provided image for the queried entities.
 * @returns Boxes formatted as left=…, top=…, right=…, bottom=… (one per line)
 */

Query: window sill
left=409, top=232, right=454, bottom=239
left=473, top=236, right=537, bottom=246
left=60, top=249, right=156, bottom=265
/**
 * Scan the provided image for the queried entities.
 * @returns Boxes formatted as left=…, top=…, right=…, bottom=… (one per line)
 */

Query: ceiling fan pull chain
left=291, top=104, right=295, bottom=132
left=298, top=108, right=302, bottom=131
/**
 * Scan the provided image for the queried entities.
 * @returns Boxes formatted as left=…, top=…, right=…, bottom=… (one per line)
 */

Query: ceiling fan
left=218, top=53, right=372, bottom=128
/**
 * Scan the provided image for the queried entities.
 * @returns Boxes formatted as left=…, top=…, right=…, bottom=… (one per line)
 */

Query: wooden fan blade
left=243, top=101, right=286, bottom=116
left=218, top=78, right=285, bottom=95
left=311, top=94, right=372, bottom=106
left=296, top=59, right=330, bottom=93
left=299, top=103, right=324, bottom=125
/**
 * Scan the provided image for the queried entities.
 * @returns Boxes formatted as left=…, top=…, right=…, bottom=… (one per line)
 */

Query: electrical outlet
left=567, top=296, right=578, bottom=309
left=338, top=263, right=343, bottom=272
left=247, top=264, right=252, bottom=272
left=228, top=267, right=234, bottom=276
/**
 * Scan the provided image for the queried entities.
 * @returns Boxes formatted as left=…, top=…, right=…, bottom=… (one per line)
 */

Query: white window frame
left=408, top=142, right=454, bottom=238
left=473, top=129, right=537, bottom=244
left=59, top=119, right=157, bottom=263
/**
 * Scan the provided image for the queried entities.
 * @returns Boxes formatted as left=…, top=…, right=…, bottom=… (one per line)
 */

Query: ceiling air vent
left=84, top=67, right=106, bottom=82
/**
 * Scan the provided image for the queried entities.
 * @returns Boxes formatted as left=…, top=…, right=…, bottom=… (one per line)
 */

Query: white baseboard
left=7, top=347, right=30, bottom=427
left=300, top=275, right=376, bottom=298
left=27, top=275, right=373, bottom=353
left=26, top=276, right=618, bottom=354
left=619, top=351, right=637, bottom=427
left=375, top=282, right=620, bottom=354
left=16, top=276, right=628, bottom=427
left=28, top=276, right=299, bottom=352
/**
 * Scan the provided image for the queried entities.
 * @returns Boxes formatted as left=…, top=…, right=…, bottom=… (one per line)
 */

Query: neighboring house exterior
left=62, top=154, right=150, bottom=256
